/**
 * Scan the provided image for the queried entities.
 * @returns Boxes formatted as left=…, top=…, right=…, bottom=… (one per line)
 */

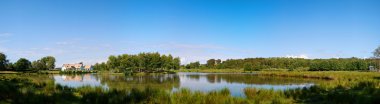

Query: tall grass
left=2, top=71, right=380, bottom=104
left=244, top=88, right=293, bottom=104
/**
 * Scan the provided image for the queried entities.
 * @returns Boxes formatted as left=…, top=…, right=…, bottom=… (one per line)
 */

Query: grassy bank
left=0, top=71, right=20, bottom=74
left=256, top=71, right=380, bottom=80
left=178, top=69, right=380, bottom=80
left=0, top=70, right=61, bottom=74
left=1, top=74, right=380, bottom=104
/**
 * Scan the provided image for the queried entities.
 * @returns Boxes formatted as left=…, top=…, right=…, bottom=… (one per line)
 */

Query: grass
left=2, top=75, right=379, bottom=104
left=178, top=69, right=380, bottom=88
left=0, top=70, right=61, bottom=74
left=0, top=76, right=249, bottom=104
left=2, top=70, right=380, bottom=103
left=244, top=88, right=293, bottom=104
left=0, top=71, right=20, bottom=74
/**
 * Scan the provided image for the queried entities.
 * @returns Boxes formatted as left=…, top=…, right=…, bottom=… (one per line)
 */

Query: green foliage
left=32, top=60, right=47, bottom=71
left=2, top=71, right=380, bottom=103
left=31, top=56, right=56, bottom=71
left=6, top=62, right=15, bottom=71
left=187, top=57, right=378, bottom=71
left=243, top=63, right=253, bottom=72
left=0, top=52, right=55, bottom=71
left=94, top=52, right=181, bottom=73
left=0, top=77, right=246, bottom=104
left=374, top=45, right=380, bottom=58
left=14, top=58, right=32, bottom=71
left=186, top=61, right=200, bottom=69
left=244, top=88, right=293, bottom=104
left=41, top=56, right=56, bottom=69
left=284, top=82, right=380, bottom=104
left=206, top=59, right=222, bottom=69
left=0, top=52, right=8, bottom=70
left=206, top=59, right=216, bottom=68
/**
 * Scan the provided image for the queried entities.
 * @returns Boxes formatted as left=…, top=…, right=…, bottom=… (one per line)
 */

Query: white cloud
left=285, top=54, right=309, bottom=59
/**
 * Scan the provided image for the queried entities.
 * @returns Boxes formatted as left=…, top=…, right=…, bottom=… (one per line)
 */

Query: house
left=84, top=65, right=93, bottom=70
left=369, top=66, right=379, bottom=72
left=61, top=63, right=93, bottom=71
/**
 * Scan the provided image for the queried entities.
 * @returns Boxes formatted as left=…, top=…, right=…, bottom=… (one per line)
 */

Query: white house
left=84, top=65, right=93, bottom=70
left=61, top=63, right=93, bottom=71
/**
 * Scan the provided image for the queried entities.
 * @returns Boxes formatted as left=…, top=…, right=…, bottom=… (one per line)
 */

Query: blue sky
left=0, top=0, right=379, bottom=65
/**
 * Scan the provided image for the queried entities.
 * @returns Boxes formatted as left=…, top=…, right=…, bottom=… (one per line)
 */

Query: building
left=84, top=65, right=93, bottom=70
left=61, top=63, right=93, bottom=71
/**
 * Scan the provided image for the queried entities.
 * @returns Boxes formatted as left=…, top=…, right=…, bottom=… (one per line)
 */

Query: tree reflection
left=98, top=74, right=180, bottom=90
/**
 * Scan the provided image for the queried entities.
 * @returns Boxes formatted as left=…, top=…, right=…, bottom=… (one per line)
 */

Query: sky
left=0, top=0, right=379, bottom=66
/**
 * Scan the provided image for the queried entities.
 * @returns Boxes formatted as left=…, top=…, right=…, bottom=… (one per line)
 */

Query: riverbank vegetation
left=0, top=52, right=56, bottom=72
left=184, top=58, right=379, bottom=71
left=183, top=46, right=380, bottom=71
left=1, top=73, right=380, bottom=104
left=93, top=52, right=181, bottom=74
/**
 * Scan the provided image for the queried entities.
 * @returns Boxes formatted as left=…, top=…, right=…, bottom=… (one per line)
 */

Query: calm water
left=53, top=72, right=320, bottom=97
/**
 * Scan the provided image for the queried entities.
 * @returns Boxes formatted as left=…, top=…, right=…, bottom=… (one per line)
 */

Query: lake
left=52, top=72, right=321, bottom=97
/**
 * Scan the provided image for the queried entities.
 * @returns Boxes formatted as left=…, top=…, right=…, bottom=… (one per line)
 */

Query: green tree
left=95, top=52, right=181, bottom=72
left=31, top=56, right=56, bottom=70
left=172, top=57, right=181, bottom=70
left=186, top=61, right=200, bottom=69
left=374, top=46, right=380, bottom=69
left=41, top=56, right=56, bottom=70
left=207, top=59, right=216, bottom=68
left=374, top=46, right=380, bottom=57
left=6, top=62, right=14, bottom=71
left=14, top=58, right=32, bottom=71
left=244, top=63, right=253, bottom=72
left=32, top=60, right=47, bottom=70
left=0, top=52, right=8, bottom=70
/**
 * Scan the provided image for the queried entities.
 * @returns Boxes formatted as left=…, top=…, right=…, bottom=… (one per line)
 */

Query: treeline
left=94, top=52, right=180, bottom=73
left=185, top=58, right=379, bottom=71
left=0, top=52, right=55, bottom=71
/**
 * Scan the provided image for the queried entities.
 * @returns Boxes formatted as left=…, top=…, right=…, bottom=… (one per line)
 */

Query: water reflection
left=97, top=74, right=180, bottom=91
left=52, top=72, right=322, bottom=97
left=177, top=73, right=315, bottom=96
left=54, top=74, right=107, bottom=88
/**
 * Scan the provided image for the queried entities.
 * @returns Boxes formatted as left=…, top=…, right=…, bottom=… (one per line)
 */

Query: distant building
left=369, top=66, right=380, bottom=72
left=61, top=63, right=93, bottom=71
left=84, top=65, right=93, bottom=70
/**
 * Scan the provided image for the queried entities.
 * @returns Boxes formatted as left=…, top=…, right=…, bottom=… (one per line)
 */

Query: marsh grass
left=244, top=88, right=294, bottom=104
left=2, top=71, right=380, bottom=104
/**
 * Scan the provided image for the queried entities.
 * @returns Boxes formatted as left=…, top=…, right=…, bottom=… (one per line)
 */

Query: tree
left=216, top=59, right=221, bottom=65
left=374, top=46, right=380, bottom=69
left=6, top=62, right=14, bottom=71
left=207, top=59, right=216, bottom=68
left=32, top=60, right=47, bottom=70
left=0, top=52, right=8, bottom=70
left=172, top=57, right=181, bottom=70
left=41, top=56, right=56, bottom=70
left=374, top=46, right=380, bottom=57
left=94, top=52, right=181, bottom=72
left=14, top=58, right=31, bottom=71
left=186, top=61, right=200, bottom=69
left=244, top=63, right=253, bottom=72
left=31, top=56, right=56, bottom=70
